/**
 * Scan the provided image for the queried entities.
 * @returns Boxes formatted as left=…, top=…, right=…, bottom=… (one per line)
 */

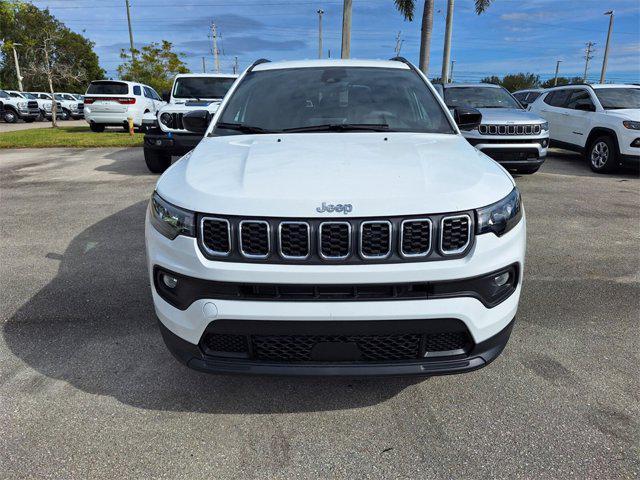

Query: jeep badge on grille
left=316, top=202, right=353, bottom=214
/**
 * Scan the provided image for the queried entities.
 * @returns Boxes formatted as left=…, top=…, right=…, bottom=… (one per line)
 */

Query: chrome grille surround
left=440, top=214, right=472, bottom=255
left=318, top=221, right=352, bottom=260
left=239, top=220, right=271, bottom=259
left=359, top=221, right=392, bottom=260
left=278, top=221, right=311, bottom=260
left=199, top=217, right=231, bottom=257
left=399, top=218, right=433, bottom=258
left=479, top=123, right=542, bottom=135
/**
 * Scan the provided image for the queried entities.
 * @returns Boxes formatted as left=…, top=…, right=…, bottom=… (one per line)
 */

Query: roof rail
left=247, top=58, right=271, bottom=73
left=389, top=56, right=424, bottom=77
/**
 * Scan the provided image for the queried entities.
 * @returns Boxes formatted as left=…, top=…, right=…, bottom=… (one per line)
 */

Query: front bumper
left=159, top=316, right=515, bottom=376
left=144, top=130, right=202, bottom=156
left=146, top=209, right=526, bottom=375
left=18, top=108, right=40, bottom=120
left=465, top=133, right=549, bottom=168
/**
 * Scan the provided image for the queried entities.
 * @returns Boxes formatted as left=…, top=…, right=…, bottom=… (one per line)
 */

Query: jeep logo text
left=316, top=202, right=353, bottom=214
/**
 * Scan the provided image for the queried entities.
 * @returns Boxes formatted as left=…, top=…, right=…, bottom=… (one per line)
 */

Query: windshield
left=595, top=88, right=640, bottom=109
left=9, top=92, right=23, bottom=98
left=0, top=90, right=9, bottom=99
left=173, top=77, right=236, bottom=99
left=214, top=67, right=453, bottom=135
left=444, top=86, right=521, bottom=109
left=21, top=92, right=36, bottom=99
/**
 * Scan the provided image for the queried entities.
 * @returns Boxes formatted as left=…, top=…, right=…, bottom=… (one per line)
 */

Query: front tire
left=89, top=123, right=105, bottom=133
left=58, top=109, right=69, bottom=121
left=588, top=135, right=617, bottom=173
left=144, top=148, right=172, bottom=174
left=3, top=109, right=18, bottom=123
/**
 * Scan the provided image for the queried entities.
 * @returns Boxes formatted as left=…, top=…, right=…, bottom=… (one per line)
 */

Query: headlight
left=476, top=187, right=522, bottom=236
left=17, top=101, right=27, bottom=109
left=44, top=103, right=52, bottom=111
left=540, top=121, right=549, bottom=132
left=160, top=112, right=173, bottom=127
left=623, top=120, right=640, bottom=130
left=149, top=192, right=195, bottom=240
left=70, top=103, right=78, bottom=110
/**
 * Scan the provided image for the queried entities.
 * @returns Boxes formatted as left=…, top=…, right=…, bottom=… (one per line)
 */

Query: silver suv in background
left=437, top=83, right=549, bottom=174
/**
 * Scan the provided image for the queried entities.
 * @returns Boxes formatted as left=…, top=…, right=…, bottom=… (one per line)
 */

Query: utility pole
left=583, top=41, right=595, bottom=83
left=317, top=9, right=324, bottom=59
left=233, top=56, right=238, bottom=74
left=341, top=0, right=352, bottom=59
left=441, top=0, right=454, bottom=83
left=202, top=57, right=206, bottom=73
left=553, top=60, right=562, bottom=86
left=125, top=0, right=136, bottom=62
left=10, top=43, right=23, bottom=91
left=394, top=31, right=404, bottom=56
left=600, top=11, right=614, bottom=83
left=210, top=22, right=220, bottom=73
left=449, top=60, right=455, bottom=83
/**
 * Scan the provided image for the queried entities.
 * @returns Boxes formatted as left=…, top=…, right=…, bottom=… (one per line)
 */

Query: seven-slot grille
left=199, top=214, right=473, bottom=263
left=171, top=112, right=185, bottom=130
left=440, top=215, right=471, bottom=254
left=479, top=124, right=542, bottom=135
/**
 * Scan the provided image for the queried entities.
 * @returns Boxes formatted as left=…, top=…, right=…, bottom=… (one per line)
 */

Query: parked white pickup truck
left=0, top=89, right=40, bottom=123
left=143, top=73, right=238, bottom=173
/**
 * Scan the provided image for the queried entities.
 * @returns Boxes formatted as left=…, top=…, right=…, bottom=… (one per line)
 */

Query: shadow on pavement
left=95, top=148, right=151, bottom=176
left=3, top=201, right=417, bottom=414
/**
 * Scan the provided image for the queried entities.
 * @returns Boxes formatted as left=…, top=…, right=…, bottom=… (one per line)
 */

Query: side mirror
left=182, top=109, right=210, bottom=134
left=161, top=92, right=171, bottom=103
left=575, top=101, right=595, bottom=112
left=453, top=106, right=482, bottom=131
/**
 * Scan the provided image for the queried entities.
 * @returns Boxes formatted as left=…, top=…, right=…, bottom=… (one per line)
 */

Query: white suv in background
left=84, top=80, right=165, bottom=132
left=529, top=84, right=640, bottom=173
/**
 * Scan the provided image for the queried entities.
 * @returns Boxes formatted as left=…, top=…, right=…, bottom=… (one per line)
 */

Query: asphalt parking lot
left=1, top=147, right=638, bottom=478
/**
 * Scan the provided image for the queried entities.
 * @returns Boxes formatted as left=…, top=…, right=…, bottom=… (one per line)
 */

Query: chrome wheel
left=590, top=141, right=609, bottom=169
left=3, top=111, right=17, bottom=123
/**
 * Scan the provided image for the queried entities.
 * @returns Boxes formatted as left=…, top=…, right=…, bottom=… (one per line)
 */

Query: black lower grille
left=28, top=101, right=38, bottom=109
left=199, top=320, right=474, bottom=363
left=441, top=216, right=470, bottom=253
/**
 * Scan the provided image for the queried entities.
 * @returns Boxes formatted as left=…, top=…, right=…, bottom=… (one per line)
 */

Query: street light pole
left=341, top=0, right=352, bottom=59
left=441, top=0, right=454, bottom=84
left=600, top=11, right=614, bottom=84
left=317, top=9, right=324, bottom=59
left=553, top=60, right=562, bottom=86
left=11, top=43, right=23, bottom=91
left=125, top=0, right=136, bottom=62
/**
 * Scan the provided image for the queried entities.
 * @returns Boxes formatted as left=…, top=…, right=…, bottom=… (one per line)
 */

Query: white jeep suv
left=529, top=84, right=640, bottom=172
left=84, top=80, right=165, bottom=132
left=145, top=58, right=526, bottom=376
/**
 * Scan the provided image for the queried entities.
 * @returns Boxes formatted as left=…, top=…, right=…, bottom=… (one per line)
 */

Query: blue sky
left=31, top=0, right=640, bottom=83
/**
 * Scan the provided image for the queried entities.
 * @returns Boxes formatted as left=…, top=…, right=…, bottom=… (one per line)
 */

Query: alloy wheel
left=590, top=141, right=609, bottom=169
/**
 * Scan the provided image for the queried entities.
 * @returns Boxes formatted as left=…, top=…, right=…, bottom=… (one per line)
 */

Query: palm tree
left=393, top=0, right=494, bottom=75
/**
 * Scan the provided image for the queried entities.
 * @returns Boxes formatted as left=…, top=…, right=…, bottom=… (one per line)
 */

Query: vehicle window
left=143, top=86, right=154, bottom=98
left=63, top=94, right=75, bottom=101
left=9, top=92, right=22, bottom=98
left=87, top=81, right=129, bottom=95
left=54, top=94, right=64, bottom=100
left=21, top=92, right=36, bottom=99
left=526, top=92, right=541, bottom=102
left=594, top=88, right=640, bottom=109
left=150, top=88, right=162, bottom=101
left=173, top=77, right=236, bottom=99
left=215, top=67, right=454, bottom=135
left=444, top=86, right=521, bottom=109
left=543, top=89, right=571, bottom=107
left=513, top=92, right=527, bottom=101
left=565, top=90, right=594, bottom=110
left=133, top=85, right=141, bottom=96
left=0, top=90, right=9, bottom=99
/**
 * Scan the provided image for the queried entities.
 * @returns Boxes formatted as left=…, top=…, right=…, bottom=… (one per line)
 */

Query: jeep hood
left=156, top=132, right=515, bottom=217
left=477, top=108, right=545, bottom=124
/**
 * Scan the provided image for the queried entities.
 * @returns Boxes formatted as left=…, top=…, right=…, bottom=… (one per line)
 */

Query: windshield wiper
left=215, top=122, right=275, bottom=134
left=282, top=123, right=390, bottom=133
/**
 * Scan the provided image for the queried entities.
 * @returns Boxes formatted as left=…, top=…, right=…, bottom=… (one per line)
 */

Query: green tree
left=0, top=0, right=103, bottom=92
left=393, top=0, right=493, bottom=75
left=541, top=76, right=583, bottom=88
left=117, top=41, right=189, bottom=94
left=481, top=73, right=541, bottom=92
